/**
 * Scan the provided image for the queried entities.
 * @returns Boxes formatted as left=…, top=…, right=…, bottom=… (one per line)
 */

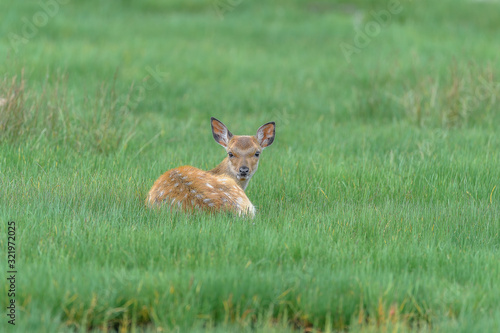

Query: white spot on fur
left=208, top=203, right=215, bottom=207
left=182, top=176, right=188, bottom=180
left=174, top=183, right=179, bottom=187
left=160, top=191, right=165, bottom=197
left=203, top=198, right=211, bottom=203
left=206, top=183, right=213, bottom=189
left=171, top=198, right=176, bottom=205
left=186, top=182, right=193, bottom=186
left=184, top=194, right=188, bottom=199
left=195, top=194, right=203, bottom=199
left=191, top=189, right=197, bottom=193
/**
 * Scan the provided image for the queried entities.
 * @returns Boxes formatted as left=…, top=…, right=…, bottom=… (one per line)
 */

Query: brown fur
left=146, top=118, right=275, bottom=217
left=147, top=166, right=252, bottom=214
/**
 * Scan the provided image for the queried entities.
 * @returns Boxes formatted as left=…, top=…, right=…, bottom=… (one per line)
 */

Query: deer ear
left=211, top=117, right=233, bottom=148
left=256, top=122, right=275, bottom=148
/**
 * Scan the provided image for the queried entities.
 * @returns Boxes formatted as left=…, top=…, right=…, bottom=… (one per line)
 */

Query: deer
left=146, top=117, right=276, bottom=217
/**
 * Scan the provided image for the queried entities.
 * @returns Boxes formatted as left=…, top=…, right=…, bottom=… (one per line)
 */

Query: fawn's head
left=211, top=117, right=275, bottom=188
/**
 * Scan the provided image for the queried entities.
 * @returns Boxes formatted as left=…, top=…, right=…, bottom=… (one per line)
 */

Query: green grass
left=1, top=0, right=499, bottom=331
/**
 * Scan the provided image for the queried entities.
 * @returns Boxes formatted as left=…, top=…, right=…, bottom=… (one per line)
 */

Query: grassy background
left=1, top=0, right=499, bottom=331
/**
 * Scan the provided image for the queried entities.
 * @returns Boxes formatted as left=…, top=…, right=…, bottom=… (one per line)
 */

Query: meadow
left=1, top=0, right=499, bottom=331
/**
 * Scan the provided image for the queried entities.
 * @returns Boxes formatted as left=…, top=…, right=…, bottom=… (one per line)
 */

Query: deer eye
left=228, top=152, right=234, bottom=158
left=255, top=152, right=260, bottom=157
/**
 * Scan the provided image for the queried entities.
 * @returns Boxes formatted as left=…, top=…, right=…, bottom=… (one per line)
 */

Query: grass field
left=1, top=0, right=500, bottom=331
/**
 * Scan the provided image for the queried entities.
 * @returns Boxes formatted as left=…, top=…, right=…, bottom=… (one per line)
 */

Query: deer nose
left=239, top=166, right=249, bottom=174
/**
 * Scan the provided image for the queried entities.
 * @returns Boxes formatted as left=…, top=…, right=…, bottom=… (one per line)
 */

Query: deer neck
left=208, top=157, right=250, bottom=191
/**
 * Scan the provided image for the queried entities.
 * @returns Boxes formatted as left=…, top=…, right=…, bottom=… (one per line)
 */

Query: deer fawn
left=146, top=117, right=276, bottom=217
